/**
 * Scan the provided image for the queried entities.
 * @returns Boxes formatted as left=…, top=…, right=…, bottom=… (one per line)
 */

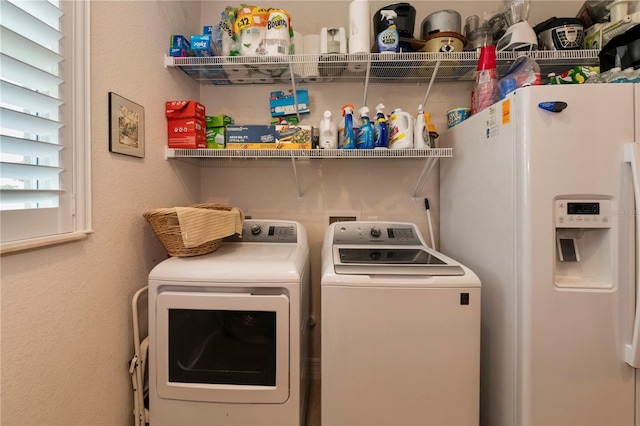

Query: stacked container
left=166, top=100, right=207, bottom=149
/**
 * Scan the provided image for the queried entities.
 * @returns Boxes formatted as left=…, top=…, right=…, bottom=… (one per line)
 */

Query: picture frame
left=109, top=92, right=145, bottom=158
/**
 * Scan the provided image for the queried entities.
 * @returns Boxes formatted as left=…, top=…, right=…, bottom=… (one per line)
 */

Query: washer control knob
left=250, top=225, right=262, bottom=235
left=370, top=227, right=382, bottom=238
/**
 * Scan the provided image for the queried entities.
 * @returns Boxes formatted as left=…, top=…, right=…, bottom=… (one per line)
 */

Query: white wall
left=1, top=2, right=202, bottom=424
left=198, top=0, right=580, bottom=367
left=0, top=1, right=581, bottom=424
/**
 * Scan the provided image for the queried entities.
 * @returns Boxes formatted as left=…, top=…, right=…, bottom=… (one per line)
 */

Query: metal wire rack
left=165, top=51, right=600, bottom=86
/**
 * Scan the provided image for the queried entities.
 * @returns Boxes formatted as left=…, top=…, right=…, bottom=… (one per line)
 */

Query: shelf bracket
left=410, top=157, right=439, bottom=202
left=422, top=59, right=441, bottom=107
left=362, top=57, right=372, bottom=107
left=288, top=61, right=301, bottom=123
left=290, top=154, right=303, bottom=200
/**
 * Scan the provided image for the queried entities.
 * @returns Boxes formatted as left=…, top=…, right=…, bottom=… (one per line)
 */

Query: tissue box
left=166, top=100, right=206, bottom=120
left=225, top=125, right=313, bottom=149
left=206, top=114, right=234, bottom=128
left=269, top=89, right=310, bottom=117
left=206, top=127, right=226, bottom=149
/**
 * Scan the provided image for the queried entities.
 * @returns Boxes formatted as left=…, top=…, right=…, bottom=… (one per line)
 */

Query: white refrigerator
left=440, top=83, right=640, bottom=426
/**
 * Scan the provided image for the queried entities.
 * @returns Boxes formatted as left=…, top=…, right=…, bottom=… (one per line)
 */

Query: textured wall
left=0, top=1, right=581, bottom=424
left=1, top=2, right=202, bottom=424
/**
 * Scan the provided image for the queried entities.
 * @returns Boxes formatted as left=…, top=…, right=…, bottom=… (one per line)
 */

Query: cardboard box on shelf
left=225, top=125, right=313, bottom=149
left=167, top=117, right=205, bottom=135
left=168, top=132, right=207, bottom=149
left=269, top=89, right=310, bottom=117
left=166, top=100, right=206, bottom=120
left=167, top=117, right=206, bottom=149
left=206, top=114, right=234, bottom=128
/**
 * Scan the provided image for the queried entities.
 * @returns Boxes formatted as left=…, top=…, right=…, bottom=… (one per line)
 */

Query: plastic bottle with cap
left=426, top=114, right=439, bottom=148
left=377, top=10, right=399, bottom=54
left=374, top=103, right=389, bottom=149
left=356, top=106, right=374, bottom=149
left=474, top=45, right=499, bottom=113
left=338, top=104, right=356, bottom=149
left=414, top=104, right=429, bottom=149
left=319, top=110, right=338, bottom=149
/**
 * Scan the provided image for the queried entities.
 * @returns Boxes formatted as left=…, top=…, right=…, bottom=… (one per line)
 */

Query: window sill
left=1, top=231, right=93, bottom=256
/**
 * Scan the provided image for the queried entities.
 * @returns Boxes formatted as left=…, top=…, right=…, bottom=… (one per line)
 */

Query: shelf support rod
left=291, top=154, right=303, bottom=200
left=410, top=157, right=439, bottom=202
left=421, top=58, right=441, bottom=108
left=362, top=56, right=372, bottom=107
left=288, top=61, right=301, bottom=122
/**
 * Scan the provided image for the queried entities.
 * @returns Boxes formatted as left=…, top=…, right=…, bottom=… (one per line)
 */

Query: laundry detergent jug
left=389, top=108, right=414, bottom=149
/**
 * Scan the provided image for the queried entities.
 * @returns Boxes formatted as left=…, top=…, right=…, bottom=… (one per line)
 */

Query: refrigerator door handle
left=624, top=142, right=640, bottom=367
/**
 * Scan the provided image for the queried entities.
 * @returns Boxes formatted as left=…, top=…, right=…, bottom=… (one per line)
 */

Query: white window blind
left=0, top=0, right=91, bottom=249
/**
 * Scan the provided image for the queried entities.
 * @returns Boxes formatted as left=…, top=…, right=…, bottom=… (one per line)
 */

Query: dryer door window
left=155, top=291, right=290, bottom=404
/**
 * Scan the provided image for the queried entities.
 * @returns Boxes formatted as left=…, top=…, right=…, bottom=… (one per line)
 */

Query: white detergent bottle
left=319, top=110, right=338, bottom=149
left=389, top=108, right=413, bottom=149
left=414, top=104, right=430, bottom=149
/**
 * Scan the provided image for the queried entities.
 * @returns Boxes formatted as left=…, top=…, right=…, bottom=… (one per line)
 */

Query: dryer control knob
left=370, top=227, right=382, bottom=238
left=251, top=225, right=262, bottom=235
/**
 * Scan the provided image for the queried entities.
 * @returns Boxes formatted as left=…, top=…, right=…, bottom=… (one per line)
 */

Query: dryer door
left=155, top=291, right=289, bottom=403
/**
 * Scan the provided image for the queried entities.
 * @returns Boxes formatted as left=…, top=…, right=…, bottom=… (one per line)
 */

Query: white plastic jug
left=389, top=108, right=414, bottom=149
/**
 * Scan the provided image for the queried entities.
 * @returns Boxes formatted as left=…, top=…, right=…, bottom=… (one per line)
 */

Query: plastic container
left=389, top=108, right=414, bottom=149
left=377, top=10, right=399, bottom=54
left=474, top=45, right=499, bottom=113
left=319, top=110, right=338, bottom=149
left=414, top=104, right=429, bottom=149
left=356, top=106, right=375, bottom=149
left=339, top=104, right=356, bottom=149
left=427, top=116, right=439, bottom=148
left=374, top=103, right=389, bottom=149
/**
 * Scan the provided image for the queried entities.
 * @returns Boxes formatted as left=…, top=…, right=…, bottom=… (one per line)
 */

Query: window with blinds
left=0, top=0, right=91, bottom=249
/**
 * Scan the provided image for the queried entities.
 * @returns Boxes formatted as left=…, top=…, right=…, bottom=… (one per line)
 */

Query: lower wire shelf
left=164, top=147, right=452, bottom=200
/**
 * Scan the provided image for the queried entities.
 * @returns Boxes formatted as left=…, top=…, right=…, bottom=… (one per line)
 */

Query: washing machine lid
left=329, top=221, right=464, bottom=276
left=333, top=245, right=464, bottom=275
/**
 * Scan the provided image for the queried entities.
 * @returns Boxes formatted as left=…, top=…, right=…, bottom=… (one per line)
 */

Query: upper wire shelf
left=164, top=50, right=600, bottom=85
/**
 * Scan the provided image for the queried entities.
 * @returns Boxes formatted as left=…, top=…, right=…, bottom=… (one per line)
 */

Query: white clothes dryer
left=321, top=221, right=481, bottom=426
left=148, top=220, right=311, bottom=426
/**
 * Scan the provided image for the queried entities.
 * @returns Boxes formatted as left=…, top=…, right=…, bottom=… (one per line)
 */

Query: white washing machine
left=148, top=220, right=311, bottom=426
left=321, top=221, right=481, bottom=426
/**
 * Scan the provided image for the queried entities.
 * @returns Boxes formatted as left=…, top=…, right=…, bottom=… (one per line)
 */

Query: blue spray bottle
left=339, top=104, right=356, bottom=149
left=374, top=103, right=389, bottom=149
left=356, top=106, right=374, bottom=149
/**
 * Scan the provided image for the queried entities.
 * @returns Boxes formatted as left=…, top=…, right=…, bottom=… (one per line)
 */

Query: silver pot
left=421, top=10, right=461, bottom=38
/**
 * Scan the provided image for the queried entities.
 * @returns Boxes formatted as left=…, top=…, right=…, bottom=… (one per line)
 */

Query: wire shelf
left=165, top=51, right=600, bottom=85
left=166, top=147, right=452, bottom=159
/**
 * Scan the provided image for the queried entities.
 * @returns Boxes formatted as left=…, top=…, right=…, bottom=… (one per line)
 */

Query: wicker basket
left=143, top=203, right=234, bottom=257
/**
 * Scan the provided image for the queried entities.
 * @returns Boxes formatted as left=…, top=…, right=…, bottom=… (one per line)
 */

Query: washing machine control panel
left=225, top=221, right=298, bottom=243
left=333, top=222, right=422, bottom=245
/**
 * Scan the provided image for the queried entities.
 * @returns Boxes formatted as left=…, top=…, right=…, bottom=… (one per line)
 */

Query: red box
left=166, top=100, right=206, bottom=120
left=167, top=117, right=206, bottom=148
left=168, top=132, right=207, bottom=149
left=167, top=117, right=205, bottom=135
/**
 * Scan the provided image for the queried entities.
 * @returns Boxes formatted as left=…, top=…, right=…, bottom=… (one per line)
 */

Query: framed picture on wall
left=109, top=92, right=145, bottom=158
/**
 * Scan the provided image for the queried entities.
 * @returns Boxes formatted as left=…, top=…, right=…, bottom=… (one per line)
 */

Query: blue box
left=190, top=35, right=215, bottom=57
left=169, top=35, right=191, bottom=57
left=269, top=89, right=310, bottom=117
